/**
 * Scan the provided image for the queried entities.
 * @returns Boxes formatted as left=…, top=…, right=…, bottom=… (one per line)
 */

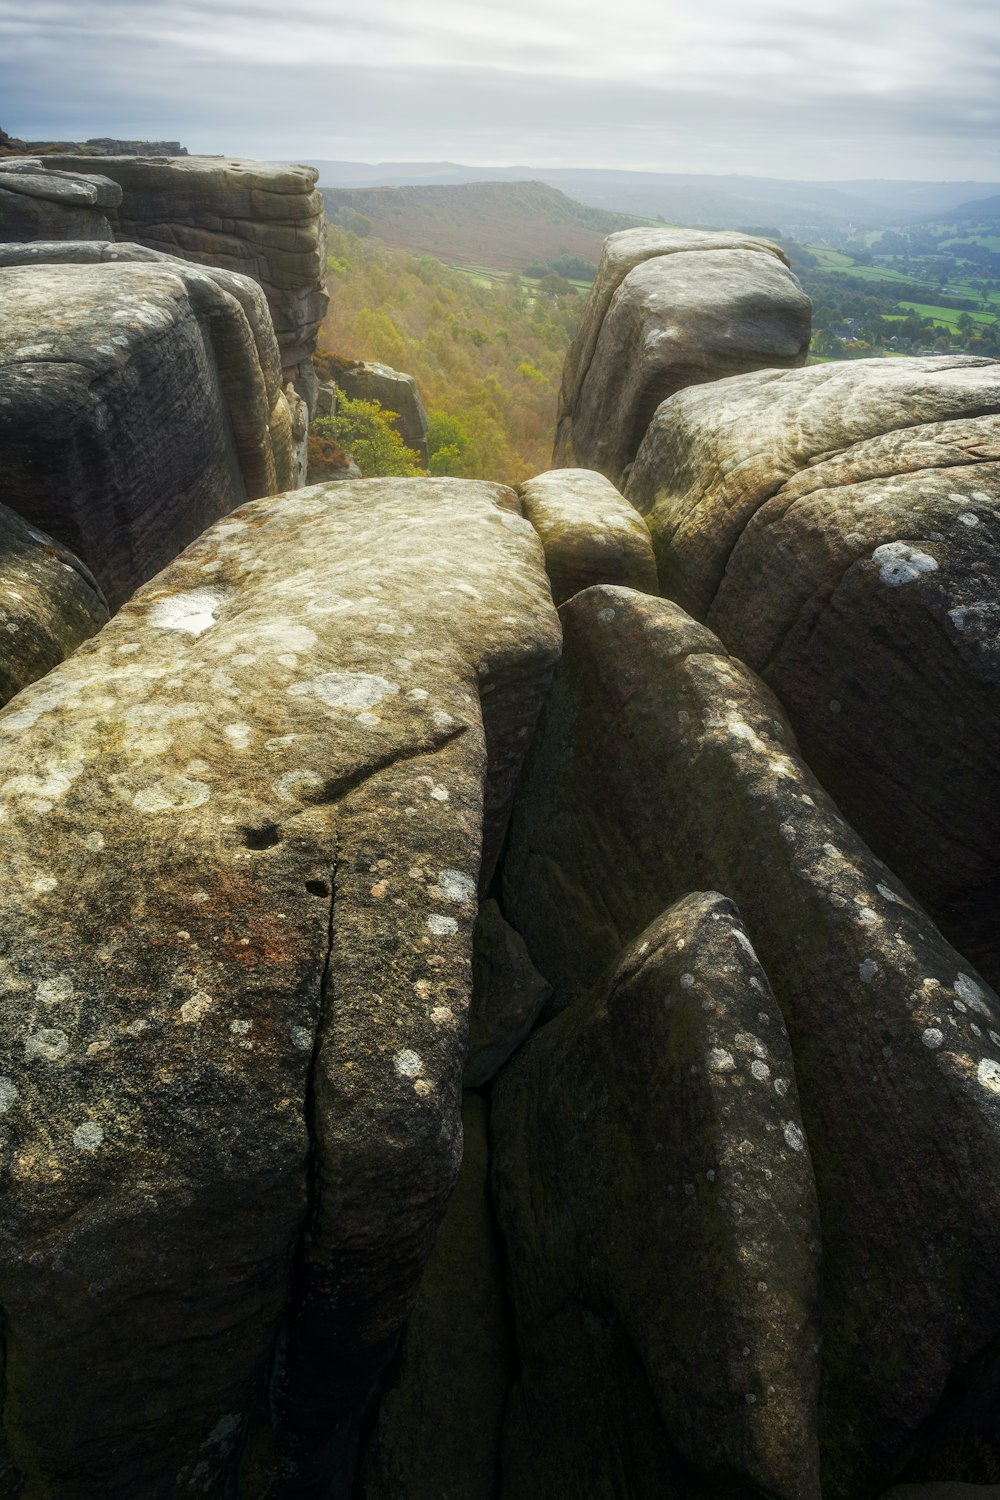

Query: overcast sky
left=2, top=0, right=998, bottom=180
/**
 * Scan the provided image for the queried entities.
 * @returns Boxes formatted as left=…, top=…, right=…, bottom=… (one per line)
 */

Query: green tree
left=315, top=399, right=424, bottom=478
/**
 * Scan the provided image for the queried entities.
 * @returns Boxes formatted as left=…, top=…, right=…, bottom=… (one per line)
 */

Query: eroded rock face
left=0, top=159, right=120, bottom=241
left=627, top=355, right=1000, bottom=985
left=357, top=1093, right=511, bottom=1500
left=503, top=583, right=1000, bottom=1498
left=0, top=505, right=108, bottom=707
left=331, top=359, right=430, bottom=466
left=0, top=242, right=298, bottom=608
left=0, top=478, right=560, bottom=1499
left=463, top=899, right=552, bottom=1088
left=553, top=228, right=810, bottom=483
left=518, top=468, right=659, bottom=606
left=492, top=891, right=822, bottom=1500
left=43, top=154, right=329, bottom=373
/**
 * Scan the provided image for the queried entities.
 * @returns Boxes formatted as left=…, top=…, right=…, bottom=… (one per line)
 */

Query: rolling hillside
left=322, top=179, right=642, bottom=271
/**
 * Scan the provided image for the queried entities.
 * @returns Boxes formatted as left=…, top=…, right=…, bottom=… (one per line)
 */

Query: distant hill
left=321, top=180, right=644, bottom=270
left=925, top=193, right=1000, bottom=226
left=308, top=161, right=1000, bottom=236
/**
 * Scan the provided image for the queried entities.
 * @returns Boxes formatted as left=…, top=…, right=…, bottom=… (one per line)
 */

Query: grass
left=894, top=301, right=999, bottom=329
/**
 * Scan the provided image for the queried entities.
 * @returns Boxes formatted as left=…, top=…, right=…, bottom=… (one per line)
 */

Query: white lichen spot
left=922, top=1027, right=944, bottom=1049
left=25, top=1028, right=69, bottom=1061
left=289, top=1025, right=313, bottom=1052
left=223, top=724, right=252, bottom=751
left=394, top=1048, right=423, bottom=1078
left=297, top=671, right=400, bottom=711
left=990, top=1030, right=1000, bottom=1048
left=36, top=974, right=73, bottom=1006
left=596, top=607, right=617, bottom=623
left=72, top=1121, right=104, bottom=1151
left=407, top=688, right=429, bottom=702
left=430, top=1006, right=454, bottom=1025
left=856, top=906, right=878, bottom=924
left=414, top=1078, right=435, bottom=1097
left=783, top=1121, right=806, bottom=1152
left=0, top=1077, right=17, bottom=1112
left=273, top=769, right=323, bottom=803
left=955, top=973, right=992, bottom=1016
left=230, top=1020, right=252, bottom=1036
left=872, top=541, right=939, bottom=587
left=977, top=1058, right=1000, bottom=1094
left=430, top=785, right=449, bottom=802
left=147, top=590, right=223, bottom=636
left=432, top=709, right=455, bottom=730
left=133, top=777, right=211, bottom=814
left=438, top=869, right=476, bottom=905
left=708, top=1047, right=736, bottom=1074
left=829, top=699, right=842, bottom=714
left=751, top=1059, right=771, bottom=1081
left=774, top=1078, right=789, bottom=1098
left=876, top=882, right=906, bottom=906
left=679, top=973, right=695, bottom=989
left=859, top=959, right=879, bottom=983
left=179, top=992, right=213, bottom=1024
left=959, top=512, right=980, bottom=527
left=427, top=913, right=459, bottom=937
left=357, top=711, right=381, bottom=728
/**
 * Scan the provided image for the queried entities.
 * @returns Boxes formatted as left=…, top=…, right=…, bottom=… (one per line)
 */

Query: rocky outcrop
left=0, top=128, right=187, bottom=157
left=518, top=467, right=659, bottom=605
left=0, top=505, right=108, bottom=706
left=503, top=583, right=1000, bottom=1498
left=553, top=227, right=811, bottom=484
left=357, top=1093, right=511, bottom=1499
left=0, top=159, right=120, bottom=241
left=0, top=477, right=559, bottom=1498
left=43, top=154, right=328, bottom=374
left=0, top=241, right=298, bottom=608
left=627, top=355, right=1000, bottom=986
left=492, top=891, right=822, bottom=1500
left=463, top=899, right=552, bottom=1087
left=323, top=356, right=430, bottom=465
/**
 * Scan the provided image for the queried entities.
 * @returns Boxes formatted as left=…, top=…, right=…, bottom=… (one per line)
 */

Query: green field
left=895, top=301, right=999, bottom=329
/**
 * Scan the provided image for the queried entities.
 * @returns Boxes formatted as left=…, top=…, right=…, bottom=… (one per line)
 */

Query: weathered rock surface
left=0, top=241, right=298, bottom=608
left=0, top=477, right=560, bottom=1498
left=0, top=159, right=120, bottom=241
left=627, top=355, right=1000, bottom=985
left=329, top=358, right=430, bottom=465
left=358, top=1093, right=511, bottom=1499
left=42, top=154, right=328, bottom=373
left=519, top=468, right=659, bottom=606
left=553, top=228, right=810, bottom=483
left=463, top=899, right=552, bottom=1087
left=503, top=583, right=1000, bottom=1497
left=492, top=891, right=822, bottom=1500
left=0, top=506, right=108, bottom=707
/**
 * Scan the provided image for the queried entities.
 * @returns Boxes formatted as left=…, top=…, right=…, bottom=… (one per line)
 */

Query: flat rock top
left=0, top=159, right=121, bottom=209
left=42, top=153, right=319, bottom=196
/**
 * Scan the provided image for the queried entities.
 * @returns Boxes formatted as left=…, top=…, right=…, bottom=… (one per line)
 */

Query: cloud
left=1, top=0, right=998, bottom=178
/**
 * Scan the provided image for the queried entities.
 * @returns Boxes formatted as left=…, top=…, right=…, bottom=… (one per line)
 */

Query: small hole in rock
left=243, top=824, right=280, bottom=850
left=305, top=879, right=330, bottom=898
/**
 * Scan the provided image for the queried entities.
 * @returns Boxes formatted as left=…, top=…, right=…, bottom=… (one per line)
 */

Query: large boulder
left=357, top=1093, right=511, bottom=1499
left=0, top=506, right=108, bottom=707
left=627, top=355, right=1000, bottom=985
left=503, top=583, right=1000, bottom=1497
left=43, top=154, right=329, bottom=374
left=0, top=241, right=299, bottom=608
left=326, top=357, right=430, bottom=466
left=0, top=159, right=120, bottom=241
left=0, top=477, right=560, bottom=1498
left=491, top=891, right=822, bottom=1500
left=518, top=468, right=659, bottom=606
left=553, top=228, right=811, bottom=484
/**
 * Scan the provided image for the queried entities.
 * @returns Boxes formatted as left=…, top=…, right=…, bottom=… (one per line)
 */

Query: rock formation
left=627, top=355, right=1000, bottom=985
left=317, top=354, right=431, bottom=465
left=553, top=227, right=811, bottom=484
left=0, top=241, right=299, bottom=608
left=518, top=467, right=659, bottom=605
left=0, top=477, right=559, bottom=1498
left=0, top=158, right=120, bottom=240
left=0, top=505, right=108, bottom=707
left=502, top=583, right=1000, bottom=1497
left=42, top=154, right=328, bottom=377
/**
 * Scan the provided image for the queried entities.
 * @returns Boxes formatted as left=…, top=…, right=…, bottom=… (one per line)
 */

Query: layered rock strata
left=0, top=477, right=560, bottom=1498
left=0, top=505, right=109, bottom=706
left=627, top=355, right=1000, bottom=984
left=0, top=242, right=298, bottom=608
left=553, top=227, right=811, bottom=483
left=492, top=891, right=822, bottom=1500
left=518, top=467, right=659, bottom=605
left=0, top=158, right=120, bottom=241
left=503, top=583, right=1000, bottom=1497
left=43, top=154, right=328, bottom=374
